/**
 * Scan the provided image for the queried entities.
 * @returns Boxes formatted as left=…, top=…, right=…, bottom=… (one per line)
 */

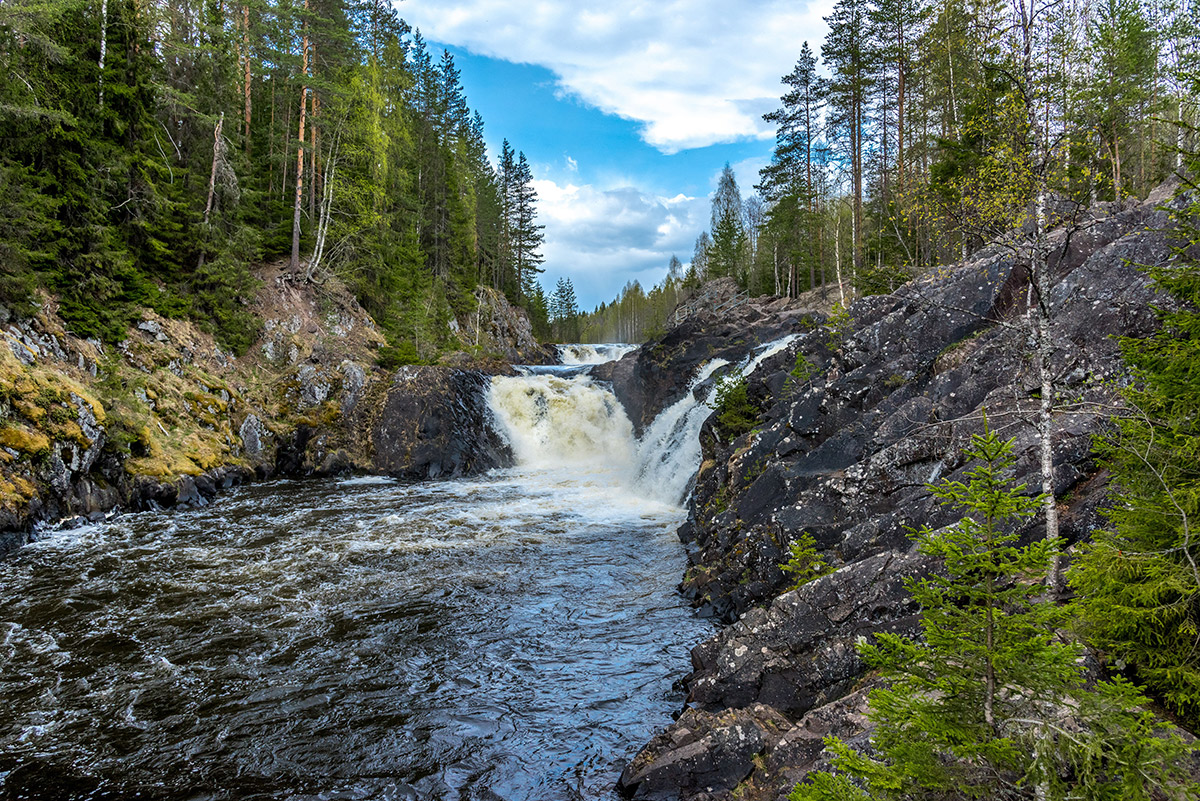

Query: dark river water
left=0, top=467, right=712, bottom=800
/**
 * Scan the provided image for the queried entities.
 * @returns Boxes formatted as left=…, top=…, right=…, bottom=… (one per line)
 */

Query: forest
left=580, top=0, right=1198, bottom=343
left=0, top=0, right=551, bottom=362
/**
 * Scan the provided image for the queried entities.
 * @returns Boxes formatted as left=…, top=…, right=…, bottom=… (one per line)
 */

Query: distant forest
left=0, top=0, right=550, bottom=362
left=580, top=0, right=1199, bottom=343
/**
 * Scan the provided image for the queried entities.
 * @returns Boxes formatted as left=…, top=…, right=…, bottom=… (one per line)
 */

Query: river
left=0, top=340, right=794, bottom=800
left=0, top=345, right=718, bottom=800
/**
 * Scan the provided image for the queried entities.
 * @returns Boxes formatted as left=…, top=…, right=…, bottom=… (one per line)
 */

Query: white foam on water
left=487, top=333, right=799, bottom=508
left=557, top=344, right=639, bottom=365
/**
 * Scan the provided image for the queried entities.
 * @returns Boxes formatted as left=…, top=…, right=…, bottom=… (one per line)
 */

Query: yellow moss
left=139, top=426, right=158, bottom=455
left=0, top=425, right=51, bottom=455
left=14, top=400, right=46, bottom=424
left=52, top=420, right=91, bottom=448
left=125, top=456, right=192, bottom=479
left=9, top=473, right=36, bottom=500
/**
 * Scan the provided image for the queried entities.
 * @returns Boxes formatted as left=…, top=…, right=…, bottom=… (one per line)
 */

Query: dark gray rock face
left=372, top=366, right=512, bottom=479
left=686, top=550, right=930, bottom=718
left=593, top=279, right=827, bottom=436
left=619, top=187, right=1180, bottom=801
left=680, top=191, right=1170, bottom=623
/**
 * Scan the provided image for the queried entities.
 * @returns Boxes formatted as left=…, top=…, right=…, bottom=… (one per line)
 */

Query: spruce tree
left=795, top=427, right=1198, bottom=800
left=1070, top=162, right=1200, bottom=726
left=709, top=164, right=747, bottom=282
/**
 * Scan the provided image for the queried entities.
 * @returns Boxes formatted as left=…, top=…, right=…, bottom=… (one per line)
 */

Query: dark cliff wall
left=618, top=185, right=1182, bottom=801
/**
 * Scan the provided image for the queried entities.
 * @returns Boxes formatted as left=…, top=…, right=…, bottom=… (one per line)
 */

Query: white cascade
left=633, top=334, right=798, bottom=504
left=488, top=374, right=636, bottom=469
left=631, top=358, right=729, bottom=505
left=486, top=333, right=798, bottom=507
left=557, top=343, right=639, bottom=365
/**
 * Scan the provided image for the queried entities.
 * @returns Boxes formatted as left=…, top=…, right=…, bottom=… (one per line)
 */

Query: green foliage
left=577, top=259, right=688, bottom=343
left=794, top=426, right=1198, bottom=800
left=712, top=374, right=759, bottom=441
left=376, top=341, right=426, bottom=369
left=783, top=351, right=816, bottom=397
left=780, top=532, right=829, bottom=590
left=1070, top=169, right=1200, bottom=727
left=824, top=303, right=853, bottom=349
left=0, top=0, right=545, bottom=357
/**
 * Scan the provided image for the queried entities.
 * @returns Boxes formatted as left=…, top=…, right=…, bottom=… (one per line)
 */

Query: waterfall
left=631, top=358, right=730, bottom=505
left=488, top=374, right=637, bottom=469
left=558, top=344, right=639, bottom=365
left=486, top=334, right=798, bottom=506
left=632, top=334, right=798, bottom=504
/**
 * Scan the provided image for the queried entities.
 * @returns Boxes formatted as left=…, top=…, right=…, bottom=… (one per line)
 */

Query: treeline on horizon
left=0, top=0, right=551, bottom=363
left=580, top=0, right=1198, bottom=344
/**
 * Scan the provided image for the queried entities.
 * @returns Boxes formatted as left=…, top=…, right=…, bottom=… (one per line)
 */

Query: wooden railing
left=670, top=289, right=750, bottom=328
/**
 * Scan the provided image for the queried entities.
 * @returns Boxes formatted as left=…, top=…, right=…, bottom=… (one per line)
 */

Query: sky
left=396, top=1, right=835, bottom=310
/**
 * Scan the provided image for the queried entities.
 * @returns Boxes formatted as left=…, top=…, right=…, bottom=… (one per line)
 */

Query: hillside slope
left=617, top=184, right=1183, bottom=800
left=0, top=265, right=543, bottom=551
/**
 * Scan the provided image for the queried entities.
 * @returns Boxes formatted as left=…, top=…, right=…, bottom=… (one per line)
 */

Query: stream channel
left=0, top=341, right=792, bottom=801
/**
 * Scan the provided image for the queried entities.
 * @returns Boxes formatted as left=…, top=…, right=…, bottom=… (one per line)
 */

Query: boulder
left=372, top=366, right=512, bottom=479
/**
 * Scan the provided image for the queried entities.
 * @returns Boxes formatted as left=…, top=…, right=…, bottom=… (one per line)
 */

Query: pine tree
left=823, top=0, right=873, bottom=276
left=1082, top=0, right=1159, bottom=199
left=509, top=151, right=545, bottom=301
left=760, top=42, right=826, bottom=296
left=551, top=276, right=579, bottom=342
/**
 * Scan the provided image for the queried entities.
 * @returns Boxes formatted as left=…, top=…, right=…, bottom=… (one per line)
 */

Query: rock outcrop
left=593, top=279, right=836, bottom=435
left=0, top=262, right=523, bottom=549
left=619, top=185, right=1183, bottom=801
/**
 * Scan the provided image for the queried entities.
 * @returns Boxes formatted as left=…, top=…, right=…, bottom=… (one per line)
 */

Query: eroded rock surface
left=620, top=185, right=1183, bottom=801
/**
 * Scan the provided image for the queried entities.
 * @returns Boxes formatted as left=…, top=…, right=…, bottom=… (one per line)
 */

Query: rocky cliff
left=618, top=184, right=1183, bottom=800
left=0, top=262, right=532, bottom=552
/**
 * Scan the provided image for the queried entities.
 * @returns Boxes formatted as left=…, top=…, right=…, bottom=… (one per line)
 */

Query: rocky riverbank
left=617, top=183, right=1184, bottom=800
left=0, top=262, right=545, bottom=552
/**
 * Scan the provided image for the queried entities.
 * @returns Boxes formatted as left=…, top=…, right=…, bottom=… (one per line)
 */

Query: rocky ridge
left=616, top=184, right=1183, bottom=800
left=0, top=262, right=537, bottom=552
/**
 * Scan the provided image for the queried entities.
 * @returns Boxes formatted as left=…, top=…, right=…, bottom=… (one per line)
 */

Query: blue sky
left=397, top=1, right=834, bottom=310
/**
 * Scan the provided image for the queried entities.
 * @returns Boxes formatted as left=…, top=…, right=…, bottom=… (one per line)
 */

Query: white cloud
left=398, top=0, right=833, bottom=153
left=528, top=177, right=708, bottom=306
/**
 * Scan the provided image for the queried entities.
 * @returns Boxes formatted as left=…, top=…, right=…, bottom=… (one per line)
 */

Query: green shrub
left=783, top=352, right=816, bottom=397
left=712, top=374, right=758, bottom=441
left=780, top=532, right=829, bottom=590
left=791, top=427, right=1199, bottom=801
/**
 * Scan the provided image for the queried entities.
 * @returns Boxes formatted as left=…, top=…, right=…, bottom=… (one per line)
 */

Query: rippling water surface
left=0, top=468, right=712, bottom=800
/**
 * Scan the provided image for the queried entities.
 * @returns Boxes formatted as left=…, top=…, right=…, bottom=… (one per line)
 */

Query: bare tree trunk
left=773, top=242, right=780, bottom=297
left=269, top=75, right=277, bottom=195
left=308, top=150, right=336, bottom=281
left=98, top=0, right=108, bottom=107
left=834, top=210, right=844, bottom=305
left=946, top=5, right=957, bottom=131
left=1017, top=0, right=1061, bottom=556
left=1035, top=198, right=1059, bottom=546
left=897, top=25, right=905, bottom=196
left=309, top=51, right=319, bottom=219
left=984, top=585, right=996, bottom=731
left=203, top=112, right=224, bottom=226
left=243, top=4, right=251, bottom=155
left=1113, top=135, right=1123, bottom=199
left=290, top=10, right=310, bottom=274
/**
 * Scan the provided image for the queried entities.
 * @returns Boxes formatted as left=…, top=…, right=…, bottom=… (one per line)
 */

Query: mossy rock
left=0, top=425, right=51, bottom=456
